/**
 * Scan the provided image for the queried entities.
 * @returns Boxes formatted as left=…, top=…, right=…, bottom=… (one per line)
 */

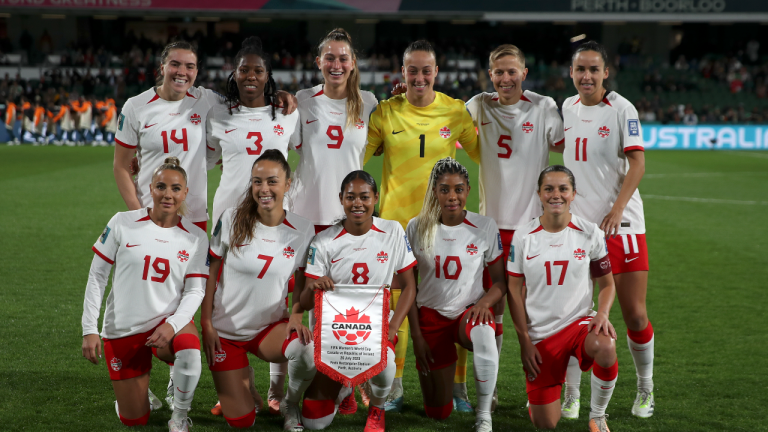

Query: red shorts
left=209, top=319, right=296, bottom=372
left=606, top=234, right=649, bottom=274
left=526, top=316, right=595, bottom=405
left=314, top=225, right=332, bottom=235
left=483, top=229, right=515, bottom=289
left=102, top=319, right=188, bottom=381
left=416, top=306, right=496, bottom=371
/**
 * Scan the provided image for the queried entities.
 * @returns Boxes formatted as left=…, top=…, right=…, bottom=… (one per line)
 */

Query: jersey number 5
left=497, top=135, right=512, bottom=158
left=161, top=129, right=188, bottom=153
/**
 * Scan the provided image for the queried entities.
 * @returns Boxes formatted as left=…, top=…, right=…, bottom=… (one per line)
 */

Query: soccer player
left=507, top=165, right=618, bottom=432
left=464, top=43, right=565, bottom=411
left=364, top=40, right=480, bottom=411
left=559, top=41, right=654, bottom=419
left=290, top=28, right=378, bottom=234
left=298, top=170, right=417, bottom=432
left=201, top=150, right=316, bottom=431
left=81, top=157, right=208, bottom=432
left=405, top=158, right=505, bottom=432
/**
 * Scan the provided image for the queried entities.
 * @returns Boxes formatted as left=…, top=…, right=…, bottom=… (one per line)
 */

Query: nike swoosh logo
left=236, top=244, right=250, bottom=247
left=306, top=119, right=318, bottom=124
left=476, top=379, right=488, bottom=382
left=565, top=127, right=572, bottom=131
left=625, top=257, right=639, bottom=263
left=632, top=347, right=648, bottom=351
left=144, top=123, right=157, bottom=129
left=331, top=258, right=343, bottom=263
left=600, top=386, right=614, bottom=390
left=481, top=121, right=491, bottom=126
left=126, top=243, right=140, bottom=248
left=392, top=130, right=404, bottom=134
left=225, top=128, right=237, bottom=134
left=176, top=387, right=190, bottom=394
left=526, top=254, right=540, bottom=260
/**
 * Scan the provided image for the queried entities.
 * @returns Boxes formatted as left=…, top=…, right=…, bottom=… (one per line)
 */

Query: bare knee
left=531, top=414, right=558, bottom=430
left=590, top=335, right=617, bottom=367
left=623, top=313, right=649, bottom=332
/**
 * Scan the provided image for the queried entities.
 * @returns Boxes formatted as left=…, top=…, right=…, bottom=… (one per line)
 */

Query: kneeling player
left=406, top=158, right=506, bottom=432
left=201, top=150, right=316, bottom=431
left=507, top=165, right=618, bottom=432
left=298, top=171, right=417, bottom=432
left=81, top=158, right=208, bottom=432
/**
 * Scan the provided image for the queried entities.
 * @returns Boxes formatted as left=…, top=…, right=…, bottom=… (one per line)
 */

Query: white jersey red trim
left=506, top=215, right=608, bottom=342
left=562, top=91, right=646, bottom=235
left=466, top=91, right=564, bottom=230
left=406, top=211, right=503, bottom=319
left=115, top=86, right=224, bottom=223
left=289, top=84, right=378, bottom=225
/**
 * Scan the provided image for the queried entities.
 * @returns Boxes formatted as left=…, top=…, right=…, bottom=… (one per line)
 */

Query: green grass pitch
left=0, top=146, right=766, bottom=431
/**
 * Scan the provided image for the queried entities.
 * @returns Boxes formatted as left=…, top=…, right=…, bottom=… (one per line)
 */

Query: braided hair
left=225, top=36, right=277, bottom=120
left=416, top=157, right=470, bottom=256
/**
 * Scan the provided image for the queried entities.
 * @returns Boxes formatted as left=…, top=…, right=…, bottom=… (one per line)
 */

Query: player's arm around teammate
left=563, top=41, right=654, bottom=418
left=81, top=158, right=208, bottom=431
left=403, top=158, right=506, bottom=432
left=506, top=165, right=617, bottom=431
left=200, top=150, right=315, bottom=430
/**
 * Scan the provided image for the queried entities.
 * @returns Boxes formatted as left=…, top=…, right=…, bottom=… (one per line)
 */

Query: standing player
left=363, top=40, right=480, bottom=411
left=298, top=170, right=417, bottom=432
left=464, top=43, right=565, bottom=410
left=507, top=165, right=618, bottom=432
left=405, top=158, right=505, bottom=432
left=81, top=157, right=208, bottom=432
left=560, top=41, right=654, bottom=419
left=202, top=150, right=316, bottom=431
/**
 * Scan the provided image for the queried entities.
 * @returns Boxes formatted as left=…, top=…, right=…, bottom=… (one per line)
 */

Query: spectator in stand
left=682, top=105, right=698, bottom=126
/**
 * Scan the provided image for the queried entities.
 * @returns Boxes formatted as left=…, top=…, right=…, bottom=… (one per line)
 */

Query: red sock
left=119, top=410, right=150, bottom=426
left=424, top=402, right=452, bottom=420
left=593, top=359, right=619, bottom=381
left=225, top=408, right=256, bottom=428
left=627, top=321, right=654, bottom=344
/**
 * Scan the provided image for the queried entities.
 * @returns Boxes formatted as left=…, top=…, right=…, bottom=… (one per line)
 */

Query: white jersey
left=407, top=212, right=503, bottom=319
left=88, top=208, right=209, bottom=339
left=209, top=209, right=314, bottom=341
left=207, top=104, right=300, bottom=225
left=290, top=84, right=378, bottom=225
left=506, top=215, right=608, bottom=342
left=466, top=91, right=564, bottom=230
left=562, top=91, right=646, bottom=235
left=115, top=86, right=223, bottom=223
left=305, top=217, right=416, bottom=288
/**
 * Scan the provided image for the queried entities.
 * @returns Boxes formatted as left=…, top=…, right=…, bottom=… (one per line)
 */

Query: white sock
left=590, top=369, right=617, bottom=418
left=167, top=364, right=174, bottom=393
left=269, top=361, right=288, bottom=400
left=390, top=377, right=403, bottom=399
left=369, top=348, right=396, bottom=408
left=564, top=356, right=582, bottom=399
left=284, top=338, right=316, bottom=404
left=308, top=309, right=316, bottom=332
left=172, top=349, right=202, bottom=413
left=494, top=315, right=503, bottom=358
left=627, top=334, right=655, bottom=392
left=470, top=325, right=498, bottom=423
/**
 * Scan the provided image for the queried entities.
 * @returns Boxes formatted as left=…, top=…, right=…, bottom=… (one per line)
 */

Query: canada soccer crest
left=376, top=251, right=388, bottom=263
left=178, top=250, right=189, bottom=262
left=356, top=118, right=365, bottom=129
left=439, top=127, right=451, bottom=138
left=274, top=124, right=284, bottom=136
left=283, top=246, right=295, bottom=259
left=110, top=357, right=122, bottom=371
left=522, top=121, right=534, bottom=133
left=215, top=351, right=226, bottom=363
left=598, top=126, right=610, bottom=137
left=331, top=307, right=373, bottom=346
left=466, top=243, right=478, bottom=255
left=189, top=113, right=201, bottom=125
left=574, top=248, right=586, bottom=260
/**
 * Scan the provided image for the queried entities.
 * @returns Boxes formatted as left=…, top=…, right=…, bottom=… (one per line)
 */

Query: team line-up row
left=82, top=29, right=655, bottom=432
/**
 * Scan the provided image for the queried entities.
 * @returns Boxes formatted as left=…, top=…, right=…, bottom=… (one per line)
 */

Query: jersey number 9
left=327, top=126, right=344, bottom=149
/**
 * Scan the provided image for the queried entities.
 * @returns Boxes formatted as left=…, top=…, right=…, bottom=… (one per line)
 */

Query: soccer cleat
left=490, top=386, right=498, bottom=413
left=359, top=381, right=372, bottom=408
left=453, top=387, right=473, bottom=413
left=268, top=398, right=282, bottom=416
left=338, top=389, right=358, bottom=415
left=475, top=418, right=493, bottom=432
left=364, top=406, right=385, bottom=432
left=631, top=391, right=654, bottom=418
left=383, top=395, right=403, bottom=413
left=149, top=389, right=163, bottom=411
left=168, top=417, right=192, bottom=432
left=560, top=394, right=580, bottom=419
left=280, top=400, right=304, bottom=432
left=588, top=414, right=610, bottom=432
left=210, top=401, right=222, bottom=416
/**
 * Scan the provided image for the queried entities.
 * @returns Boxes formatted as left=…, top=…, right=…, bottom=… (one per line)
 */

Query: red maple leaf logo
left=598, top=126, right=610, bottom=137
left=177, top=250, right=189, bottom=262
left=377, top=251, right=388, bottom=263
left=283, top=246, right=295, bottom=258
left=356, top=118, right=365, bottom=129
left=189, top=113, right=201, bottom=125
left=439, top=126, right=451, bottom=138
left=466, top=243, right=478, bottom=255
left=573, top=248, right=586, bottom=260
left=274, top=124, right=284, bottom=136
left=522, top=121, right=534, bottom=133
left=332, top=307, right=373, bottom=346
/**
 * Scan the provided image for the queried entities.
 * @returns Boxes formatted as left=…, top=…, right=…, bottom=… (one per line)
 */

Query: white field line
left=724, top=151, right=768, bottom=160
left=644, top=171, right=766, bottom=179
left=643, top=194, right=768, bottom=205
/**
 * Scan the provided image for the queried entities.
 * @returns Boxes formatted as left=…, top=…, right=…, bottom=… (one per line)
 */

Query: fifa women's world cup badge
left=315, top=284, right=391, bottom=387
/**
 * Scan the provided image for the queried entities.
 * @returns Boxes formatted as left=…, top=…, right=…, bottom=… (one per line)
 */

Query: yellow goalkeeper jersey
left=364, top=92, right=479, bottom=229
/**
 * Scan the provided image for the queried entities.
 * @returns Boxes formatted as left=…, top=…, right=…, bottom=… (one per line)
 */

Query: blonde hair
left=416, top=157, right=470, bottom=257
left=489, top=44, right=526, bottom=69
left=317, top=28, right=363, bottom=131
left=152, top=156, right=189, bottom=217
